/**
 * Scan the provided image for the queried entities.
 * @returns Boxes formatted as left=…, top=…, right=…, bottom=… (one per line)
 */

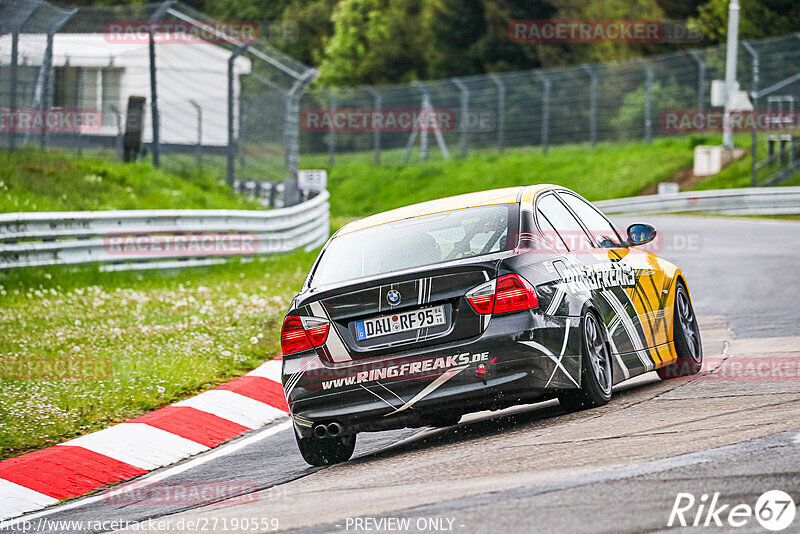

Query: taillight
left=494, top=274, right=538, bottom=313
left=466, top=279, right=496, bottom=314
left=466, top=274, right=538, bottom=315
left=301, top=316, right=330, bottom=347
left=280, top=315, right=330, bottom=355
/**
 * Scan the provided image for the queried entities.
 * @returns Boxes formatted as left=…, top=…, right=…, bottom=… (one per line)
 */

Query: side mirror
left=626, top=223, right=657, bottom=246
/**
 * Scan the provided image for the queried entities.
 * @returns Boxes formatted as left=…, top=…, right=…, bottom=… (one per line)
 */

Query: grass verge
left=0, top=148, right=262, bottom=212
left=306, top=138, right=699, bottom=217
left=0, top=252, right=315, bottom=459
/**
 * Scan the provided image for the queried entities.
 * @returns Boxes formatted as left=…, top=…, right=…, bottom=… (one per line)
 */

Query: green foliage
left=317, top=0, right=428, bottom=85
left=689, top=0, right=800, bottom=44
left=420, top=0, right=557, bottom=77
left=688, top=134, right=711, bottom=149
left=66, top=0, right=800, bottom=86
left=536, top=0, right=668, bottom=67
left=610, top=80, right=697, bottom=141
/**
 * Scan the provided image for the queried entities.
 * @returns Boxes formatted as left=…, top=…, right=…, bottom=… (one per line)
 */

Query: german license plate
left=355, top=305, right=446, bottom=341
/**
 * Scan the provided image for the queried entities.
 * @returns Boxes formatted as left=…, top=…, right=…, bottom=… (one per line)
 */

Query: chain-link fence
left=3, top=0, right=799, bottom=196
left=0, top=0, right=316, bottom=205
left=301, top=33, right=800, bottom=178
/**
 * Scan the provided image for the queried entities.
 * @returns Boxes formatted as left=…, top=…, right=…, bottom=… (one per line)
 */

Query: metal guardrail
left=595, top=187, right=800, bottom=216
left=0, top=192, right=329, bottom=271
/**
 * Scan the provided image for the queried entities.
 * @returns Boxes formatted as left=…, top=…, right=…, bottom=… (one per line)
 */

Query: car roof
left=334, top=184, right=558, bottom=237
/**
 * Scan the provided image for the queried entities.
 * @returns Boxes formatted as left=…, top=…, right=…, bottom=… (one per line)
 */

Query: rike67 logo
left=669, top=490, right=796, bottom=531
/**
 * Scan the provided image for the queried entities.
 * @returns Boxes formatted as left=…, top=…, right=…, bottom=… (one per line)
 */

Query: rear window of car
left=310, top=204, right=518, bottom=286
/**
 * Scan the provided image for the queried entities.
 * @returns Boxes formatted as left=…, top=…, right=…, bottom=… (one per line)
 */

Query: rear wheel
left=295, top=432, right=356, bottom=466
left=558, top=310, right=613, bottom=412
left=657, top=282, right=702, bottom=380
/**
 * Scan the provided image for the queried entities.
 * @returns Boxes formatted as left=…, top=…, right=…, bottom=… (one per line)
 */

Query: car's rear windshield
left=311, top=204, right=518, bottom=287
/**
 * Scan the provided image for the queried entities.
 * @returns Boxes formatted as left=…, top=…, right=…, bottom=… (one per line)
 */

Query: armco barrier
left=0, top=192, right=329, bottom=270
left=595, top=187, right=800, bottom=216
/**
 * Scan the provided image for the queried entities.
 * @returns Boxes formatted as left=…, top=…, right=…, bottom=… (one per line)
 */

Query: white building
left=0, top=33, right=251, bottom=146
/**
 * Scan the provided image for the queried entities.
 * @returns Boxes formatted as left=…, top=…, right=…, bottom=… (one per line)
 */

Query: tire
left=295, top=432, right=356, bottom=466
left=558, top=310, right=613, bottom=413
left=657, top=282, right=703, bottom=380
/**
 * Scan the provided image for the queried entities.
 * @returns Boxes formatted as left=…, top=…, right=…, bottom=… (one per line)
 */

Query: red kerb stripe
left=0, top=446, right=146, bottom=500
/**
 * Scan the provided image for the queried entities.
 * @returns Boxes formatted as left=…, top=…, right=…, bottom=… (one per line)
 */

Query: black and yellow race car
left=280, top=185, right=703, bottom=466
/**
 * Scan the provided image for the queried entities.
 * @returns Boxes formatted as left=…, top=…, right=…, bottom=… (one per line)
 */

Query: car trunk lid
left=301, top=261, right=499, bottom=360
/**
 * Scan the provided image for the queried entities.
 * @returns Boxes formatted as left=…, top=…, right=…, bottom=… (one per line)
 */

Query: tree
left=689, top=0, right=800, bottom=44
left=281, top=0, right=339, bottom=68
left=535, top=0, right=669, bottom=67
left=420, top=0, right=557, bottom=77
left=317, top=0, right=427, bottom=86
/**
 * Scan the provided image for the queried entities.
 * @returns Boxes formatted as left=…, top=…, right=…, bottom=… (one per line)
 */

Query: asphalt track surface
left=4, top=215, right=800, bottom=534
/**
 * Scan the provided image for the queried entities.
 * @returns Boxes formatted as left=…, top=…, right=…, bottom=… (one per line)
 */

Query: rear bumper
left=282, top=311, right=583, bottom=437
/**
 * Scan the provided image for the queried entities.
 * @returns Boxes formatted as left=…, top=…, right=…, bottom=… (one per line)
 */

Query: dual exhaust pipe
left=313, top=422, right=344, bottom=439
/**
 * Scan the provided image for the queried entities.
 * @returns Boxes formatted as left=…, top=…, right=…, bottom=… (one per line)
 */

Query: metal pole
left=488, top=74, right=505, bottom=152
left=9, top=32, right=19, bottom=151
left=109, top=104, right=123, bottom=160
left=405, top=81, right=449, bottom=162
left=148, top=1, right=175, bottom=167
left=238, top=95, right=246, bottom=169
left=451, top=78, right=469, bottom=159
left=413, top=82, right=430, bottom=161
left=723, top=0, right=740, bottom=149
left=742, top=42, right=759, bottom=187
left=283, top=69, right=317, bottom=207
left=189, top=100, right=202, bottom=168
left=37, top=7, right=76, bottom=151
left=326, top=89, right=336, bottom=167
left=76, top=67, right=83, bottom=157
left=535, top=72, right=550, bottom=154
left=366, top=87, right=381, bottom=165
left=741, top=41, right=759, bottom=107
left=40, top=33, right=55, bottom=150
left=581, top=64, right=597, bottom=148
left=688, top=51, right=706, bottom=112
left=282, top=91, right=292, bottom=171
left=227, top=44, right=248, bottom=184
left=750, top=128, right=757, bottom=186
left=639, top=60, right=653, bottom=144
left=148, top=29, right=160, bottom=166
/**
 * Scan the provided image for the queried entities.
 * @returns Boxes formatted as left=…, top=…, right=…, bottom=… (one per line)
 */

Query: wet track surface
left=4, top=215, right=800, bottom=534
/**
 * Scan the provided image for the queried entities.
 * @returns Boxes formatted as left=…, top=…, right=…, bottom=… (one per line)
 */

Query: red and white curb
left=0, top=357, right=288, bottom=521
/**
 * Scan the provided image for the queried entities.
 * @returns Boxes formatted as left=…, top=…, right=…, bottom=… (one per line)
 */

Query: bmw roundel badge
left=386, top=289, right=401, bottom=306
